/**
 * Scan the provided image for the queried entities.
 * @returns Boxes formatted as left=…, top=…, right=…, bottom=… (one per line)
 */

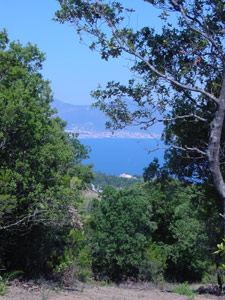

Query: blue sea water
left=80, top=138, right=165, bottom=176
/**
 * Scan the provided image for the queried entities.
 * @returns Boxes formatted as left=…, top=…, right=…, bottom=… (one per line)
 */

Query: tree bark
left=208, top=72, right=225, bottom=290
left=208, top=72, right=225, bottom=218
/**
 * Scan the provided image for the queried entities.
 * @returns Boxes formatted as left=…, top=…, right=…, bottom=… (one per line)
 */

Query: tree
left=0, top=29, right=93, bottom=275
left=141, top=178, right=209, bottom=281
left=143, top=158, right=160, bottom=181
left=54, top=0, right=225, bottom=221
left=91, top=171, right=142, bottom=190
left=88, top=180, right=208, bottom=282
left=89, top=186, right=156, bottom=281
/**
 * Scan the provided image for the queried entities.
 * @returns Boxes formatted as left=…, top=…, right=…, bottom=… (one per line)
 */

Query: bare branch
left=168, top=143, right=207, bottom=156
left=0, top=140, right=6, bottom=149
left=159, top=114, right=207, bottom=122
left=140, top=140, right=206, bottom=159
left=131, top=113, right=207, bottom=130
left=1, top=209, right=47, bottom=230
left=145, top=145, right=169, bottom=154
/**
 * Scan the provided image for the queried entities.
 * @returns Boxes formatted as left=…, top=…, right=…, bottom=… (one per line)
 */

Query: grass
left=41, top=287, right=51, bottom=300
left=172, top=281, right=195, bottom=297
left=0, top=276, right=8, bottom=296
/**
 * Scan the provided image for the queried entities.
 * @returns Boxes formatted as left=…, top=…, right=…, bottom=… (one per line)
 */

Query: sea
left=80, top=138, right=165, bottom=176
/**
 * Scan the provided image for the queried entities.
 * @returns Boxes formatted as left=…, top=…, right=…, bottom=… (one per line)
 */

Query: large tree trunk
left=208, top=72, right=225, bottom=217
left=208, top=72, right=225, bottom=290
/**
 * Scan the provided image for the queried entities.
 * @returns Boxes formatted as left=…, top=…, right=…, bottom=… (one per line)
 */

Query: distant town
left=66, top=125, right=159, bottom=139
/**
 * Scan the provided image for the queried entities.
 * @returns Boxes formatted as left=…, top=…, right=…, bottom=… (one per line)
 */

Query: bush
left=143, top=179, right=209, bottom=282
left=89, top=186, right=156, bottom=281
left=172, top=282, right=195, bottom=297
left=0, top=276, right=8, bottom=296
left=50, top=229, right=92, bottom=284
left=140, top=242, right=167, bottom=283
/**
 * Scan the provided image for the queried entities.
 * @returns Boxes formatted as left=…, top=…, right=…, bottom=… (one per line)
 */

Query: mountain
left=52, top=99, right=163, bottom=138
left=52, top=99, right=107, bottom=131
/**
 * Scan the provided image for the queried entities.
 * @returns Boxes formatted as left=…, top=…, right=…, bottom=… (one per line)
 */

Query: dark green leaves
left=89, top=186, right=155, bottom=281
left=0, top=30, right=93, bottom=275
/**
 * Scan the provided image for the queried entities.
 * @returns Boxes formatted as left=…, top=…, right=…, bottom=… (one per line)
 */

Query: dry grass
left=1, top=280, right=222, bottom=300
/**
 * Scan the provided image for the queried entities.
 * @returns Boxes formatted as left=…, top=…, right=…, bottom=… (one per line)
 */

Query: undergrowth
left=0, top=276, right=8, bottom=296
left=172, top=282, right=195, bottom=297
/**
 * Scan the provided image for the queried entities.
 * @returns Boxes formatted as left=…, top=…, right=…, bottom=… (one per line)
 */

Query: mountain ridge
left=52, top=99, right=163, bottom=138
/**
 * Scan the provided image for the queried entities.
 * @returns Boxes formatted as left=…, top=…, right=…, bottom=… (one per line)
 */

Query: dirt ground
left=1, top=281, right=225, bottom=300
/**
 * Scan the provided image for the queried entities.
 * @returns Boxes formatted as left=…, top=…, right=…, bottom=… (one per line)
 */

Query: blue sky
left=0, top=0, right=165, bottom=105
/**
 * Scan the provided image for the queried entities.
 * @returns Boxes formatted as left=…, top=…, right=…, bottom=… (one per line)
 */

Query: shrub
left=140, top=242, right=167, bottom=283
left=89, top=186, right=156, bottom=281
left=50, top=229, right=92, bottom=284
left=0, top=276, right=8, bottom=296
left=172, top=282, right=195, bottom=297
left=143, top=179, right=209, bottom=282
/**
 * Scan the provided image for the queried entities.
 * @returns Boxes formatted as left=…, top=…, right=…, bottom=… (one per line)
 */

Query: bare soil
left=1, top=281, right=224, bottom=300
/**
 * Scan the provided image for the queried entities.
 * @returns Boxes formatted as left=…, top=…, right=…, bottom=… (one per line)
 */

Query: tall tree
left=55, top=0, right=225, bottom=220
left=0, top=29, right=93, bottom=274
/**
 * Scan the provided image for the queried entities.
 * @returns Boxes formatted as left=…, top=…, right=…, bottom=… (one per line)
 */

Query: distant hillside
left=91, top=171, right=143, bottom=191
left=52, top=99, right=107, bottom=131
left=52, top=99, right=163, bottom=138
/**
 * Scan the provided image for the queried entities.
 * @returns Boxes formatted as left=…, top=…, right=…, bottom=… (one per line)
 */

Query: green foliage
left=140, top=242, right=167, bottom=283
left=89, top=186, right=156, bottom=281
left=55, top=0, right=224, bottom=142
left=0, top=276, right=8, bottom=296
left=143, top=158, right=160, bottom=182
left=86, top=177, right=209, bottom=283
left=172, top=282, right=195, bottom=297
left=201, top=264, right=218, bottom=284
left=91, top=171, right=142, bottom=190
left=50, top=229, right=92, bottom=283
left=3, top=270, right=24, bottom=282
left=0, top=270, right=24, bottom=296
left=214, top=238, right=225, bottom=273
left=214, top=238, right=225, bottom=256
left=142, top=179, right=209, bottom=282
left=54, top=3, right=225, bottom=287
left=0, top=30, right=93, bottom=277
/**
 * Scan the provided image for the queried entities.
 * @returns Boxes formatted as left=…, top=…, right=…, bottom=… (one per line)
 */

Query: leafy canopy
left=54, top=0, right=225, bottom=206
left=89, top=186, right=156, bottom=281
left=0, top=29, right=93, bottom=275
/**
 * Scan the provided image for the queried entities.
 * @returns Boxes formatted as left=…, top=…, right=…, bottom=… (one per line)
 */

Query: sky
left=0, top=0, right=166, bottom=105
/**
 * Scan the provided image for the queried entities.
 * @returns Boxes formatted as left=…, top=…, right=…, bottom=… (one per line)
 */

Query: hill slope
left=52, top=99, right=163, bottom=138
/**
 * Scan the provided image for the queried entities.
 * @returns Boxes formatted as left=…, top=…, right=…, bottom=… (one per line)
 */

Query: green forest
left=1, top=0, right=225, bottom=296
left=91, top=172, right=143, bottom=190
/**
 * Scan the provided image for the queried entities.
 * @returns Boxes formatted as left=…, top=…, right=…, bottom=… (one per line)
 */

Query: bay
left=80, top=138, right=165, bottom=176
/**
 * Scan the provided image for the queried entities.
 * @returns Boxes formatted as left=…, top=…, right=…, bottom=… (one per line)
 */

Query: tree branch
left=159, top=114, right=207, bottom=122
left=93, top=2, right=219, bottom=103
left=1, top=209, right=47, bottom=230
left=171, top=0, right=223, bottom=57
left=129, top=50, right=218, bottom=103
left=62, top=1, right=219, bottom=104
left=167, top=143, right=207, bottom=156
